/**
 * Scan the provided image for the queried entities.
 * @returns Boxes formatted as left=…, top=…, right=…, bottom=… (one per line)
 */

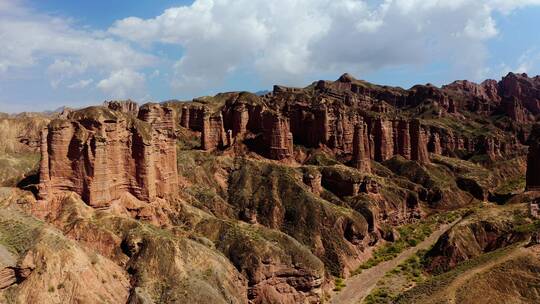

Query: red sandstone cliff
left=352, top=122, right=371, bottom=173
left=169, top=73, right=536, bottom=166
left=104, top=100, right=139, bottom=114
left=39, top=104, right=178, bottom=207
left=499, top=72, right=540, bottom=115
left=262, top=111, right=293, bottom=160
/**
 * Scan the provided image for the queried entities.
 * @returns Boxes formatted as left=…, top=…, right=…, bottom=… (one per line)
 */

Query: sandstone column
left=430, top=133, right=442, bottom=155
left=38, top=127, right=50, bottom=200
left=232, top=103, right=249, bottom=139
left=396, top=119, right=411, bottom=159
left=373, top=117, right=394, bottom=162
left=263, top=111, right=293, bottom=160
left=410, top=119, right=430, bottom=164
left=180, top=106, right=190, bottom=128
left=352, top=122, right=371, bottom=173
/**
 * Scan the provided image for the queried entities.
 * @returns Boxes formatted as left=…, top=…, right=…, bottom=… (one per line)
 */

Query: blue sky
left=1, top=0, right=540, bottom=113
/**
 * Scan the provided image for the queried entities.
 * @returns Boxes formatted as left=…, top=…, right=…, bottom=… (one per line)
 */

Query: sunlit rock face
left=38, top=104, right=178, bottom=207
left=174, top=73, right=533, bottom=165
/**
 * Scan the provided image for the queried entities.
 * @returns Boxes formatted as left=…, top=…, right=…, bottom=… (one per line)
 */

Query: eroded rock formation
left=262, top=111, right=293, bottom=160
left=172, top=73, right=535, bottom=166
left=410, top=119, right=430, bottom=164
left=104, top=100, right=139, bottom=114
left=202, top=110, right=227, bottom=151
left=38, top=105, right=178, bottom=207
left=352, top=122, right=371, bottom=172
left=499, top=72, right=540, bottom=115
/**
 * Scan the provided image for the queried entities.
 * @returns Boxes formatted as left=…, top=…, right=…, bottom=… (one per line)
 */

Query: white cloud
left=513, top=49, right=540, bottom=74
left=68, top=78, right=94, bottom=89
left=109, top=0, right=540, bottom=94
left=0, top=0, right=155, bottom=91
left=97, top=69, right=145, bottom=98
left=2, top=0, right=540, bottom=106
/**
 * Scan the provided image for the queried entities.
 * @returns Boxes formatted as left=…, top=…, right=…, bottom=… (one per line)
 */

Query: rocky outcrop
left=425, top=206, right=530, bottom=273
left=321, top=166, right=362, bottom=197
left=38, top=105, right=178, bottom=207
left=352, top=122, right=371, bottom=173
left=444, top=80, right=500, bottom=102
left=499, top=72, right=540, bottom=115
left=372, top=117, right=394, bottom=162
left=169, top=73, right=533, bottom=165
left=502, top=97, right=532, bottom=123
left=410, top=120, right=430, bottom=164
left=138, top=103, right=179, bottom=196
left=104, top=100, right=139, bottom=114
left=202, top=110, right=227, bottom=151
left=303, top=169, right=323, bottom=195
left=180, top=105, right=206, bottom=131
left=262, top=111, right=293, bottom=160
left=408, top=84, right=451, bottom=111
left=429, top=133, right=442, bottom=155
left=394, top=119, right=411, bottom=159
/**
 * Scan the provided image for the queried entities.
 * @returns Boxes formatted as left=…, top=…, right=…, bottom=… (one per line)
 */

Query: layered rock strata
left=352, top=122, right=371, bottom=173
left=104, top=100, right=139, bottom=114
left=410, top=119, right=430, bottom=164
left=172, top=72, right=536, bottom=165
left=262, top=112, right=293, bottom=160
left=38, top=105, right=178, bottom=207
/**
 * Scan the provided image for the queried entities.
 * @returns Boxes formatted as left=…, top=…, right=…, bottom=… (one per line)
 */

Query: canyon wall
left=39, top=104, right=178, bottom=207
left=172, top=72, right=536, bottom=166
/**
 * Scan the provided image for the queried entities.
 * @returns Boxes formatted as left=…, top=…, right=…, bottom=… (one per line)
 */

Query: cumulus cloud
left=97, top=69, right=145, bottom=98
left=108, top=0, right=540, bottom=94
left=2, top=0, right=540, bottom=107
left=0, top=0, right=154, bottom=93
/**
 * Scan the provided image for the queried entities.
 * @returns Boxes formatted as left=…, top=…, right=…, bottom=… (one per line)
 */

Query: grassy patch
left=352, top=211, right=461, bottom=276
left=395, top=245, right=517, bottom=303
left=333, top=277, right=346, bottom=292
left=0, top=208, right=43, bottom=255
left=364, top=287, right=397, bottom=304
left=513, top=220, right=540, bottom=234
left=0, top=152, right=40, bottom=186
left=366, top=249, right=431, bottom=303
left=495, top=176, right=525, bottom=194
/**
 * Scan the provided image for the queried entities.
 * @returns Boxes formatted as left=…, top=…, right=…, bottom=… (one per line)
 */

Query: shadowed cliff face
left=526, top=124, right=540, bottom=191
left=0, top=72, right=538, bottom=303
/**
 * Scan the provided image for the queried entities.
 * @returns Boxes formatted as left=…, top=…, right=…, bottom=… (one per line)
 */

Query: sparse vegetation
left=395, top=245, right=519, bottom=303
left=364, top=287, right=396, bottom=304
left=333, top=277, right=346, bottom=292
left=352, top=211, right=460, bottom=276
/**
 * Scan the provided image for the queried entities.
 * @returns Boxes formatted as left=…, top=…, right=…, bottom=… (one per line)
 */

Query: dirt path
left=331, top=219, right=461, bottom=304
